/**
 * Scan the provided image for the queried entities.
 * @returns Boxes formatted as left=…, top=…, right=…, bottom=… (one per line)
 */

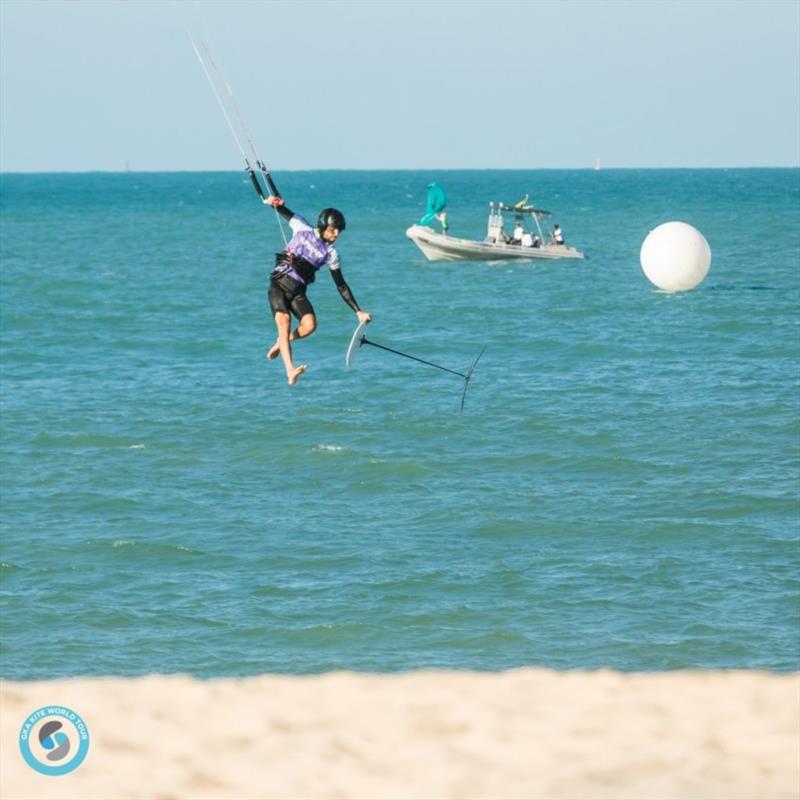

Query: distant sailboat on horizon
left=594, top=158, right=601, bottom=171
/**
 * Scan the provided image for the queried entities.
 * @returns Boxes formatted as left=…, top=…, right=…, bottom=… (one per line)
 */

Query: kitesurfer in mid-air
left=264, top=194, right=372, bottom=385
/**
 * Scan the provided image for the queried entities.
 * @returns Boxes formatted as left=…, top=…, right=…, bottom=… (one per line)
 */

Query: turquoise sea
left=1, top=168, right=798, bottom=680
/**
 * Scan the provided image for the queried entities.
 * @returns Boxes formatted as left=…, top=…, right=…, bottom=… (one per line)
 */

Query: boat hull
left=405, top=225, right=585, bottom=262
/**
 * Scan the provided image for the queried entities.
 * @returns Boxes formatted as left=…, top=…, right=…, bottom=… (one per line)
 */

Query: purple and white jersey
left=286, top=214, right=341, bottom=273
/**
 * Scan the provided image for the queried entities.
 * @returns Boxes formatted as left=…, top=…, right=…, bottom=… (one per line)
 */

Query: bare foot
left=266, top=343, right=280, bottom=361
left=287, top=364, right=307, bottom=386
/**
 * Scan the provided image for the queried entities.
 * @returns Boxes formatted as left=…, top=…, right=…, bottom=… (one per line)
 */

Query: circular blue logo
left=19, top=706, right=90, bottom=776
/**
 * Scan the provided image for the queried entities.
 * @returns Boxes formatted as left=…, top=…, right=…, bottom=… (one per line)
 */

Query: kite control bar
left=189, top=33, right=288, bottom=244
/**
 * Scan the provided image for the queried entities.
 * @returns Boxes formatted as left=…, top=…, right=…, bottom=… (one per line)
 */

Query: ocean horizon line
left=1, top=165, right=799, bottom=177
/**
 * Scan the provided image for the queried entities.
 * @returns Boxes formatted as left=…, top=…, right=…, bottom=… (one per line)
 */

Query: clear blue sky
left=1, top=0, right=798, bottom=171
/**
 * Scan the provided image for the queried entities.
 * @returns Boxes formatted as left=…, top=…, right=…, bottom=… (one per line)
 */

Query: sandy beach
left=1, top=668, right=798, bottom=800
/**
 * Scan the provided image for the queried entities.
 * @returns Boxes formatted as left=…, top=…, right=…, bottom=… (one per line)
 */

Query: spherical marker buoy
left=640, top=221, right=711, bottom=292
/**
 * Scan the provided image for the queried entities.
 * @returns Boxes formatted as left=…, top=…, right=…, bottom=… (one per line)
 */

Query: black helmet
left=318, top=207, right=346, bottom=232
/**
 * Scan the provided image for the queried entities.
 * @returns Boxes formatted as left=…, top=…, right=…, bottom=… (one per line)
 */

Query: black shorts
left=268, top=274, right=315, bottom=320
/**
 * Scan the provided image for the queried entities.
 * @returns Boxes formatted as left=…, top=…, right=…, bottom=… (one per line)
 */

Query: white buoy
left=640, top=221, right=711, bottom=292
